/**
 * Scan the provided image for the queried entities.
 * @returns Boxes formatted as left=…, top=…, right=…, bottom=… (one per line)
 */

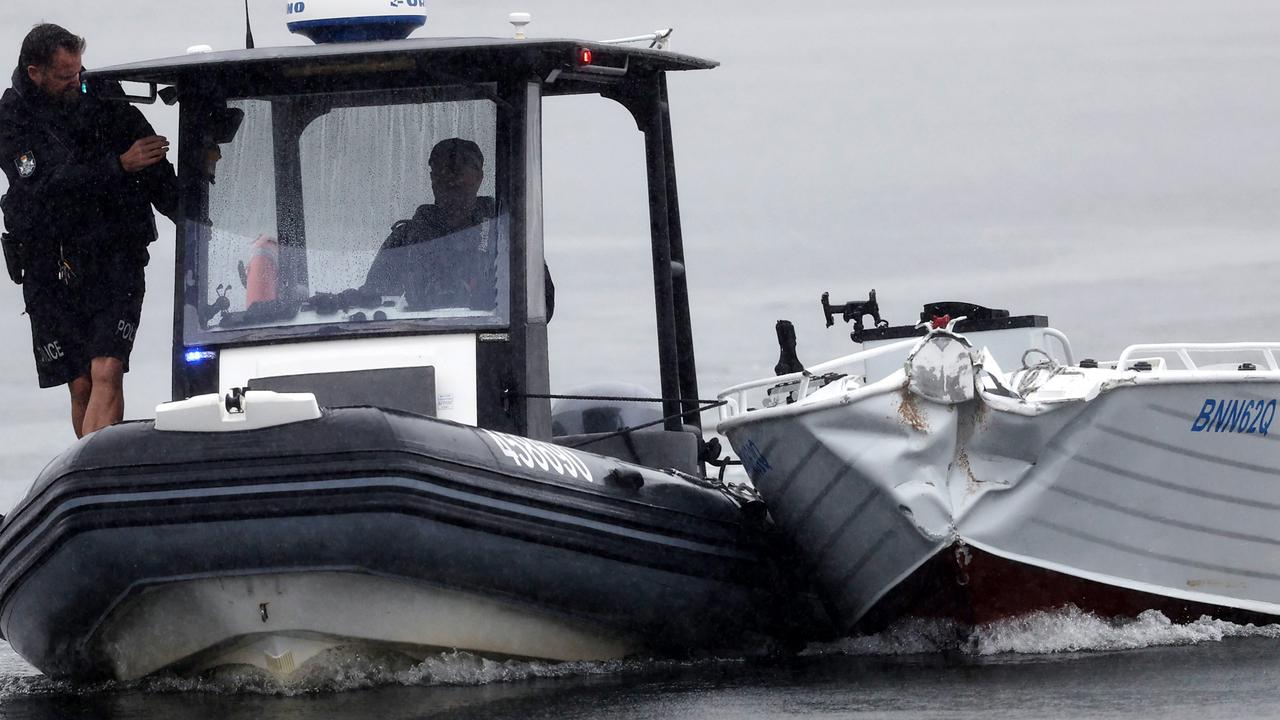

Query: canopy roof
left=84, top=37, right=718, bottom=90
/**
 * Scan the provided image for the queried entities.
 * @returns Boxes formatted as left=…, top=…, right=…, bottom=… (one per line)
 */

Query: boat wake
left=804, top=606, right=1280, bottom=657
left=3, top=607, right=1277, bottom=699
left=0, top=646, right=727, bottom=699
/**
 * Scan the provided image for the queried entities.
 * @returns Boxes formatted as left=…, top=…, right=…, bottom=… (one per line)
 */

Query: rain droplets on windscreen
left=199, top=89, right=501, bottom=331
left=297, top=98, right=497, bottom=291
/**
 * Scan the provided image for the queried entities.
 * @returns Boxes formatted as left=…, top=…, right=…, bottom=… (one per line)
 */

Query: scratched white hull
left=721, top=341, right=1280, bottom=631
left=99, top=571, right=636, bottom=681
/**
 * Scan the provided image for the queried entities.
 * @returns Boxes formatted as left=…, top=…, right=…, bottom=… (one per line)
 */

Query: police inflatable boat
left=0, top=6, right=822, bottom=681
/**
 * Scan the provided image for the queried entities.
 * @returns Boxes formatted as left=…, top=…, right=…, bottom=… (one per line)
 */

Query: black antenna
left=244, top=0, right=256, bottom=49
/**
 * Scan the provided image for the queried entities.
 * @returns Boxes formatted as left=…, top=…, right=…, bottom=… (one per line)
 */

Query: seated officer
left=364, top=138, right=498, bottom=311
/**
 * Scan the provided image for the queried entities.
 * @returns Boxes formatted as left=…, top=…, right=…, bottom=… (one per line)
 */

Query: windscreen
left=188, top=86, right=507, bottom=341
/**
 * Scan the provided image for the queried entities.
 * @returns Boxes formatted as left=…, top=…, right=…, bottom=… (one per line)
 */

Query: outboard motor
left=286, top=0, right=428, bottom=44
left=550, top=383, right=704, bottom=476
left=551, top=383, right=662, bottom=436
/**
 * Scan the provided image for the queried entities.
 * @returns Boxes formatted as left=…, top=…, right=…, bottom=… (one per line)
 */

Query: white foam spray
left=804, top=606, right=1280, bottom=658
left=4, top=606, right=1279, bottom=698
left=0, top=644, right=734, bottom=699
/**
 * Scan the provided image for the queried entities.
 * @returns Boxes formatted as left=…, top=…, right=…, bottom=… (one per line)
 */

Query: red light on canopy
left=578, top=48, right=593, bottom=65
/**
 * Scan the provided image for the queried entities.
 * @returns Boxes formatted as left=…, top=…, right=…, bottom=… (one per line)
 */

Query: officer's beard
left=38, top=83, right=80, bottom=109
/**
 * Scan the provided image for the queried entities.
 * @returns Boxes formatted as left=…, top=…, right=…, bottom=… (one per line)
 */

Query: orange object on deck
left=246, top=235, right=279, bottom=305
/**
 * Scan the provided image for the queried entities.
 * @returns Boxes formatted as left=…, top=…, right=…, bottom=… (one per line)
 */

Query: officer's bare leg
left=81, top=356, right=125, bottom=436
left=67, top=375, right=92, bottom=439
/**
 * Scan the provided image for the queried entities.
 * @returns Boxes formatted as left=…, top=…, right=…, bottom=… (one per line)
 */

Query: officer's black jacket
left=0, top=65, right=176, bottom=286
left=364, top=197, right=556, bottom=320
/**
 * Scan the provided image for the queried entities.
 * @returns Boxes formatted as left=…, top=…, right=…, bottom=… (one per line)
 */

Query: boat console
left=83, top=19, right=718, bottom=468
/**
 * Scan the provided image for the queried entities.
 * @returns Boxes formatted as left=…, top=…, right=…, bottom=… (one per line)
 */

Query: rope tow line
left=517, top=392, right=726, bottom=450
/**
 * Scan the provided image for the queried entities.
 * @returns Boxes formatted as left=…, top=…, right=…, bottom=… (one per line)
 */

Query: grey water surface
left=4, top=612, right=1280, bottom=718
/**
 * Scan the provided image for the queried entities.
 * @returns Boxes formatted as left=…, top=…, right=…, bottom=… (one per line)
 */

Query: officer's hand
left=119, top=135, right=170, bottom=173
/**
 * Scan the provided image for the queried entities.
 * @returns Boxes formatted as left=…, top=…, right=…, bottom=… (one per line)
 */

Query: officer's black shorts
left=23, top=266, right=145, bottom=389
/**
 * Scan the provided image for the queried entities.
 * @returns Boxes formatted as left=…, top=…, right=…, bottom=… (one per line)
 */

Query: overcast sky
left=0, top=1, right=1277, bottom=510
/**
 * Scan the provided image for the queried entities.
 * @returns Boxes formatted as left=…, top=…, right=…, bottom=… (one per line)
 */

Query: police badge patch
left=15, top=151, right=35, bottom=178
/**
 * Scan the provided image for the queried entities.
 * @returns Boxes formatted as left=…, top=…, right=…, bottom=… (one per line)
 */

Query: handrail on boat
left=717, top=338, right=919, bottom=421
left=1041, top=328, right=1076, bottom=366
left=1115, top=342, right=1280, bottom=372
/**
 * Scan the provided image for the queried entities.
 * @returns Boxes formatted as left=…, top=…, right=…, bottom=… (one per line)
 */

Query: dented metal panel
left=722, top=326, right=1280, bottom=630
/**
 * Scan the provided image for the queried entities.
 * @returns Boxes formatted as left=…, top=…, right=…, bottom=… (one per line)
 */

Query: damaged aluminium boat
left=718, top=293, right=1280, bottom=633
left=0, top=6, right=819, bottom=681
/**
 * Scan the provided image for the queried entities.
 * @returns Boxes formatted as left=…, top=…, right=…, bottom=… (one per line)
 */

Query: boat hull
left=724, top=374, right=1280, bottom=632
left=0, top=407, right=814, bottom=680
left=861, top=543, right=1277, bottom=631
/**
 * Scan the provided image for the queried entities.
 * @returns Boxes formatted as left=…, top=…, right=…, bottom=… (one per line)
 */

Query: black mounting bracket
left=821, top=289, right=889, bottom=343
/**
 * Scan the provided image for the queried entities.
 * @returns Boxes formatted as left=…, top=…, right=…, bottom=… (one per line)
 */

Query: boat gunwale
left=0, top=453, right=772, bottom=600
left=719, top=367, right=1280, bottom=432
left=2, top=410, right=756, bottom=552
left=0, top=465, right=784, bottom=643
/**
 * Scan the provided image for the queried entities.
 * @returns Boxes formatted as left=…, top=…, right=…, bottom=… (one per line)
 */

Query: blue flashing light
left=185, top=349, right=217, bottom=364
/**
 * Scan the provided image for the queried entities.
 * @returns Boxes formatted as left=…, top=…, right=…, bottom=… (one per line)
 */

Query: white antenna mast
left=602, top=28, right=673, bottom=50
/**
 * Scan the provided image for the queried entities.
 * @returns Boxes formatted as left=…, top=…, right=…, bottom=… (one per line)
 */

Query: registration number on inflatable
left=481, top=429, right=594, bottom=482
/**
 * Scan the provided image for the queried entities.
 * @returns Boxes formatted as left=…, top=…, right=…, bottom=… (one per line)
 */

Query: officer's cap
left=429, top=138, right=484, bottom=171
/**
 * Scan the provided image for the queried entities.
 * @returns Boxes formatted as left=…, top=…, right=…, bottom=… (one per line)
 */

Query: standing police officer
left=0, top=24, right=175, bottom=438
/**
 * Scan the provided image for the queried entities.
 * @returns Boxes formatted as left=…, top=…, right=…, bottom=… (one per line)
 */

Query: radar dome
left=285, top=0, right=427, bottom=44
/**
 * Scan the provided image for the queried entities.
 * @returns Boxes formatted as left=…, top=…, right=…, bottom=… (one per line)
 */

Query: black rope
left=568, top=400, right=726, bottom=449
left=522, top=392, right=724, bottom=405
left=519, top=395, right=726, bottom=450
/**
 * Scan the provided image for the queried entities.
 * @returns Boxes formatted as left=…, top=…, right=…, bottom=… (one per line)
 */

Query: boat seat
left=552, top=430, right=701, bottom=476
